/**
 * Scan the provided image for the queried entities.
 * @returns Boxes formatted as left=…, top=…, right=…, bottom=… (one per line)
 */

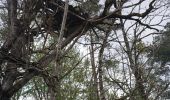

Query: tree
left=0, top=0, right=169, bottom=99
left=148, top=23, right=170, bottom=99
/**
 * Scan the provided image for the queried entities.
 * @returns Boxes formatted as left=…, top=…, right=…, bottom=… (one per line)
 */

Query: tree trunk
left=98, top=33, right=109, bottom=100
left=0, top=96, right=10, bottom=100
left=0, top=91, right=10, bottom=100
left=90, top=34, right=100, bottom=100
left=134, top=69, right=147, bottom=100
left=45, top=76, right=61, bottom=100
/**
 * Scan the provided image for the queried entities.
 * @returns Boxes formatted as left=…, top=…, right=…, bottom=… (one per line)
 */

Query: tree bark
left=0, top=0, right=35, bottom=99
left=0, top=96, right=10, bottom=100
left=0, top=0, right=18, bottom=99
left=98, top=32, right=109, bottom=100
left=0, top=89, right=10, bottom=100
left=90, top=34, right=100, bottom=100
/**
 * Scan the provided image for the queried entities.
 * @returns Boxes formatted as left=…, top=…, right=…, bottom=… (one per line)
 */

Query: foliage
left=150, top=23, right=170, bottom=64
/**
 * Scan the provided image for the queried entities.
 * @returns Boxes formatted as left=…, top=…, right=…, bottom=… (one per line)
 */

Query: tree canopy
left=0, top=0, right=170, bottom=100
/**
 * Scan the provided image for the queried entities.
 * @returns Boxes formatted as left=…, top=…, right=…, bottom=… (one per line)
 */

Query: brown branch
left=8, top=71, right=39, bottom=97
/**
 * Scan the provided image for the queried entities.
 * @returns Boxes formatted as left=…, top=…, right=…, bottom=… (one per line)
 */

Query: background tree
left=148, top=22, right=170, bottom=100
